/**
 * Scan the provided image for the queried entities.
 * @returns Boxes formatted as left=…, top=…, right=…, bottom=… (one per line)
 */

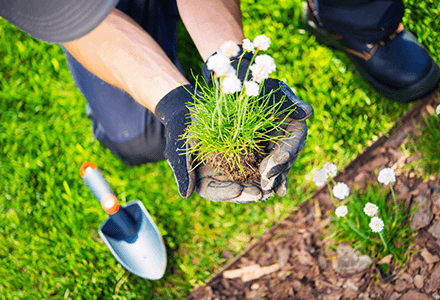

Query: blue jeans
left=63, top=0, right=182, bottom=166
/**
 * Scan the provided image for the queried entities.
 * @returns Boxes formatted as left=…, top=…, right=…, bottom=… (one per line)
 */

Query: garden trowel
left=80, top=162, right=166, bottom=280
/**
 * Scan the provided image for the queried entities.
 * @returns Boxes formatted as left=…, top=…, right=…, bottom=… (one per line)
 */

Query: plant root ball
left=205, top=149, right=264, bottom=182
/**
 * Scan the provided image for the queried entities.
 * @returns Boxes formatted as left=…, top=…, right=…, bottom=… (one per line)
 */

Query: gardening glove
left=194, top=163, right=274, bottom=203
left=155, top=85, right=196, bottom=199
left=258, top=79, right=313, bottom=196
left=155, top=85, right=273, bottom=203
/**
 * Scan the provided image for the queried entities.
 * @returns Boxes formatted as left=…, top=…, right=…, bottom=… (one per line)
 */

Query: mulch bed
left=188, top=89, right=440, bottom=300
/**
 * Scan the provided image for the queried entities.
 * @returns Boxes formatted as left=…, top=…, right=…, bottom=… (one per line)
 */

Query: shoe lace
left=377, top=23, right=405, bottom=51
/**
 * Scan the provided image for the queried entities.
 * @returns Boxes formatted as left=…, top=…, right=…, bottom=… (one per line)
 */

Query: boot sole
left=302, top=4, right=440, bottom=103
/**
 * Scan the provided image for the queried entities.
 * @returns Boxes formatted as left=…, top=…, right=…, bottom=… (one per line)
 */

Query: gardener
left=1, top=0, right=437, bottom=203
left=0, top=0, right=313, bottom=203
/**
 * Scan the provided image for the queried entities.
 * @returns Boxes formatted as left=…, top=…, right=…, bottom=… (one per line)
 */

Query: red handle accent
left=100, top=194, right=120, bottom=215
left=80, top=161, right=97, bottom=178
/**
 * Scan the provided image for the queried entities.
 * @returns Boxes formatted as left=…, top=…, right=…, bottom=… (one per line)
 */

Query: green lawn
left=1, top=0, right=439, bottom=299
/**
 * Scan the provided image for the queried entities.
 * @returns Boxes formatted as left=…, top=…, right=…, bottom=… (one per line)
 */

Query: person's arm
left=63, top=8, right=189, bottom=113
left=177, top=0, right=244, bottom=61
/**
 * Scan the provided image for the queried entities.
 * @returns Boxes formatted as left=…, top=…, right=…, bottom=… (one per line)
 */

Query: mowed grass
left=1, top=0, right=439, bottom=299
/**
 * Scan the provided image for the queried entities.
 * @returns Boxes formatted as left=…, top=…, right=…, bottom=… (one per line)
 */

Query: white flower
left=335, top=206, right=348, bottom=218
left=436, top=104, right=440, bottom=115
left=220, top=41, right=240, bottom=58
left=363, top=203, right=379, bottom=217
left=332, top=182, right=350, bottom=200
left=206, top=52, right=232, bottom=77
left=313, top=169, right=328, bottom=187
left=253, top=34, right=271, bottom=51
left=322, top=162, right=337, bottom=178
left=249, top=64, right=269, bottom=83
left=377, top=168, right=396, bottom=185
left=221, top=74, right=242, bottom=94
left=249, top=54, right=276, bottom=83
left=244, top=81, right=260, bottom=97
left=369, top=217, right=384, bottom=233
left=255, top=54, right=276, bottom=74
left=242, top=38, right=255, bottom=52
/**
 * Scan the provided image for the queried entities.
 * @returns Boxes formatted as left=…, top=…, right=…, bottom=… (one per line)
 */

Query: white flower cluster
left=206, top=35, right=276, bottom=95
left=335, top=199, right=385, bottom=234
left=328, top=165, right=389, bottom=237
left=333, top=182, right=350, bottom=200
left=365, top=168, right=395, bottom=234
left=335, top=205, right=348, bottom=218
left=369, top=217, right=384, bottom=233
left=363, top=202, right=384, bottom=232
left=243, top=35, right=276, bottom=83
left=242, top=39, right=254, bottom=52
left=312, top=169, right=327, bottom=187
left=322, top=162, right=337, bottom=178
left=206, top=41, right=240, bottom=94
left=363, top=203, right=379, bottom=217
left=253, top=34, right=271, bottom=51
left=436, top=104, right=440, bottom=115
left=377, top=168, right=396, bottom=185
left=244, top=81, right=259, bottom=97
left=207, top=52, right=232, bottom=77
left=328, top=165, right=393, bottom=238
left=221, top=74, right=242, bottom=94
left=312, top=162, right=337, bottom=187
left=249, top=54, right=276, bottom=83
left=220, top=41, right=240, bottom=58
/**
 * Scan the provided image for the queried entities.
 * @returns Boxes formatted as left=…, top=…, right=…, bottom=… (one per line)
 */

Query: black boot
left=303, top=1, right=440, bottom=103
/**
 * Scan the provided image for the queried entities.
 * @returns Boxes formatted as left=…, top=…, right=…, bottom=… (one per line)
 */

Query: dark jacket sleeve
left=0, top=0, right=119, bottom=44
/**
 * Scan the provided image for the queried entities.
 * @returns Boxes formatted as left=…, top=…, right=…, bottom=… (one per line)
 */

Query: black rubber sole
left=303, top=5, right=440, bottom=103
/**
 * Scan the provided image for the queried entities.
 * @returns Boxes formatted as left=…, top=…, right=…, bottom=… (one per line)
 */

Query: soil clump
left=205, top=148, right=265, bottom=182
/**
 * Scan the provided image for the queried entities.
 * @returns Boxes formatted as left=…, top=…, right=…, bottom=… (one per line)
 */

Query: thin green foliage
left=326, top=182, right=417, bottom=272
left=404, top=111, right=440, bottom=178
left=182, top=60, right=295, bottom=177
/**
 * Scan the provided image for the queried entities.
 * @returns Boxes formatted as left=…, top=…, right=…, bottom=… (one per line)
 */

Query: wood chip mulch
left=188, top=89, right=440, bottom=300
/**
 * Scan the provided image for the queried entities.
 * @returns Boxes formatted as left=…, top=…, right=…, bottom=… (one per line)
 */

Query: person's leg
left=63, top=0, right=181, bottom=166
left=304, top=0, right=440, bottom=102
left=313, top=0, right=404, bottom=43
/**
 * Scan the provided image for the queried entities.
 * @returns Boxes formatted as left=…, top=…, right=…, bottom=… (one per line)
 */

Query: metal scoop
left=80, top=162, right=166, bottom=280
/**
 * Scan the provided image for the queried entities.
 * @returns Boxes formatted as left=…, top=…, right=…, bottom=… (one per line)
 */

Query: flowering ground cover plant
left=182, top=35, right=295, bottom=181
left=314, top=164, right=417, bottom=273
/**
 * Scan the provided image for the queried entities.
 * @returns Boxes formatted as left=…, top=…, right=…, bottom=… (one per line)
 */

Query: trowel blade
left=98, top=200, right=167, bottom=280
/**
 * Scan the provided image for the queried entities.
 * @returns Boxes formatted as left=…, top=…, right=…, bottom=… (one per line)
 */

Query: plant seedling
left=181, top=36, right=296, bottom=181
left=314, top=163, right=417, bottom=274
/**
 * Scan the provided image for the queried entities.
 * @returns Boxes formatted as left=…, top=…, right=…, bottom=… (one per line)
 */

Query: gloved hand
left=200, top=48, right=313, bottom=199
left=258, top=79, right=313, bottom=196
left=155, top=85, right=279, bottom=202
left=155, top=85, right=196, bottom=199
left=195, top=162, right=274, bottom=203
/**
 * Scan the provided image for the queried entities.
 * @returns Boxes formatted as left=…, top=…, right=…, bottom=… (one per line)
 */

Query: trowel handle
left=80, top=162, right=136, bottom=237
left=80, top=162, right=116, bottom=210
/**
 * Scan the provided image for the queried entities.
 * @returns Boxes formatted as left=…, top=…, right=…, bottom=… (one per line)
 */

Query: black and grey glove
left=258, top=79, right=312, bottom=196
left=155, top=85, right=196, bottom=199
